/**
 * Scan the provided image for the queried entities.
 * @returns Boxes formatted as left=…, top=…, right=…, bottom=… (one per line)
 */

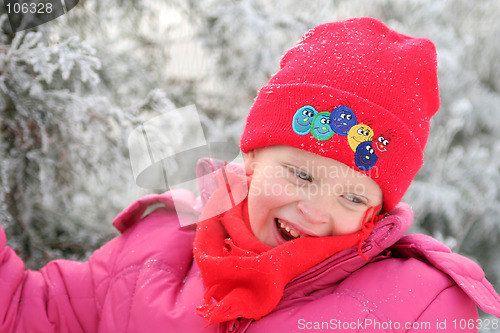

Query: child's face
left=244, top=145, right=383, bottom=247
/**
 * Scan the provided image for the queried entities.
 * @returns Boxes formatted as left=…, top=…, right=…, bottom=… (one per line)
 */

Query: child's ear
left=244, top=150, right=256, bottom=175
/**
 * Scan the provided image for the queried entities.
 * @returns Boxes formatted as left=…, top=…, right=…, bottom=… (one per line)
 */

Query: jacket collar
left=282, top=203, right=413, bottom=300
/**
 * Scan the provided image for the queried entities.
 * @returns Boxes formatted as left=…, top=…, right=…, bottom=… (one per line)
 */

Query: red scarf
left=193, top=169, right=380, bottom=325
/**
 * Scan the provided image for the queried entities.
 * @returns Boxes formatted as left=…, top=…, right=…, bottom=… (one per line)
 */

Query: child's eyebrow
left=282, top=161, right=309, bottom=173
left=281, top=156, right=309, bottom=168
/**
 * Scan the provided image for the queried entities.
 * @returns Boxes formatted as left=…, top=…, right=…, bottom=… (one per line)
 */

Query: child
left=1, top=17, right=499, bottom=332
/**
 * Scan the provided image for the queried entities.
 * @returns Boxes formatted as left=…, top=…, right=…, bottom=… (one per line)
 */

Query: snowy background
left=1, top=0, right=499, bottom=325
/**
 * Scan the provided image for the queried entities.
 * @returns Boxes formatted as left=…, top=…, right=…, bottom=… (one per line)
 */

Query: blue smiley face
left=311, top=112, right=335, bottom=141
left=329, top=106, right=357, bottom=136
left=292, top=105, right=317, bottom=135
left=355, top=141, right=378, bottom=171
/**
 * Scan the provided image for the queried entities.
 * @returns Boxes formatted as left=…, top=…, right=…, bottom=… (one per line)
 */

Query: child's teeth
left=277, top=218, right=302, bottom=239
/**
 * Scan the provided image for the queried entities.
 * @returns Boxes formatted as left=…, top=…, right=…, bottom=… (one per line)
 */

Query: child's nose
left=297, top=200, right=330, bottom=225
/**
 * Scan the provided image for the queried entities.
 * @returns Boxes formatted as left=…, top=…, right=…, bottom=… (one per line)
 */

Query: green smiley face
left=311, top=112, right=335, bottom=141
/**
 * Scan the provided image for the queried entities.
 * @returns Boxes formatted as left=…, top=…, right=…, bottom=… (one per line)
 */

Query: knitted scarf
left=193, top=169, right=380, bottom=325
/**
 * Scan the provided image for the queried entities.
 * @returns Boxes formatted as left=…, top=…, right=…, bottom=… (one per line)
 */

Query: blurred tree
left=0, top=0, right=175, bottom=268
left=0, top=24, right=125, bottom=267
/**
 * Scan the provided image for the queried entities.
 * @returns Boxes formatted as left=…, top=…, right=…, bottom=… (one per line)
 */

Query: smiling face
left=355, top=141, right=379, bottom=171
left=373, top=131, right=393, bottom=157
left=347, top=123, right=374, bottom=151
left=292, top=106, right=317, bottom=135
left=244, top=145, right=383, bottom=247
left=329, top=106, right=357, bottom=136
left=311, top=112, right=335, bottom=141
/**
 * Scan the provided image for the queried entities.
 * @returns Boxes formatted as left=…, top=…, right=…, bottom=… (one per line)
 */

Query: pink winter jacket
left=1, top=166, right=500, bottom=332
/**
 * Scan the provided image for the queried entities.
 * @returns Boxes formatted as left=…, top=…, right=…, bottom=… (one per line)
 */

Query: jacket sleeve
left=0, top=191, right=199, bottom=333
left=412, top=285, right=479, bottom=333
left=0, top=222, right=123, bottom=332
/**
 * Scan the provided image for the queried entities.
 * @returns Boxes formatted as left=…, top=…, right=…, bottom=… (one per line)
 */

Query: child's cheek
left=259, top=176, right=297, bottom=204
left=247, top=176, right=293, bottom=239
left=331, top=211, right=365, bottom=235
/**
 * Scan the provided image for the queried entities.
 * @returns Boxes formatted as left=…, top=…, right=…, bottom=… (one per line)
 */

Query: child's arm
left=0, top=190, right=200, bottom=332
left=0, top=224, right=117, bottom=332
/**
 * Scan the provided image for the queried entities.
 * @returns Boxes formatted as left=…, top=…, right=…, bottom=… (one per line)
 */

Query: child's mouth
left=275, top=218, right=302, bottom=241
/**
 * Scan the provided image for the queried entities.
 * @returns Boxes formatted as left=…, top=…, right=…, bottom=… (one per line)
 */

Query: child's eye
left=295, top=170, right=312, bottom=182
left=286, top=165, right=313, bottom=182
left=342, top=194, right=365, bottom=204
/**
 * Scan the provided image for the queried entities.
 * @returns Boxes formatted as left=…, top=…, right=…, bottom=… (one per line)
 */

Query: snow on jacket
left=1, top=165, right=500, bottom=332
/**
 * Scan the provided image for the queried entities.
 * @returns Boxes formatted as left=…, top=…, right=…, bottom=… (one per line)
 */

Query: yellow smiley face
left=347, top=124, right=374, bottom=151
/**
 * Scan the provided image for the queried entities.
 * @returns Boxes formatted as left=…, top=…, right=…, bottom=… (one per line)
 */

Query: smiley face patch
left=329, top=106, right=357, bottom=136
left=347, top=124, right=374, bottom=151
left=292, top=106, right=317, bottom=135
left=291, top=105, right=394, bottom=171
left=311, top=112, right=335, bottom=141
left=355, top=141, right=379, bottom=171
left=372, top=130, right=394, bottom=158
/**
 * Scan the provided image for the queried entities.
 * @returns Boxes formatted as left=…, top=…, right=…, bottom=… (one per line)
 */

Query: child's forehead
left=259, top=145, right=364, bottom=177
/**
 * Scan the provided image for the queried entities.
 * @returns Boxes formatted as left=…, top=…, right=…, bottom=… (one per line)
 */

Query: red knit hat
left=240, top=17, right=440, bottom=212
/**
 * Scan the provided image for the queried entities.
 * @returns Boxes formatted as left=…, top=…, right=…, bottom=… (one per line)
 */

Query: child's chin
left=260, top=232, right=278, bottom=247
